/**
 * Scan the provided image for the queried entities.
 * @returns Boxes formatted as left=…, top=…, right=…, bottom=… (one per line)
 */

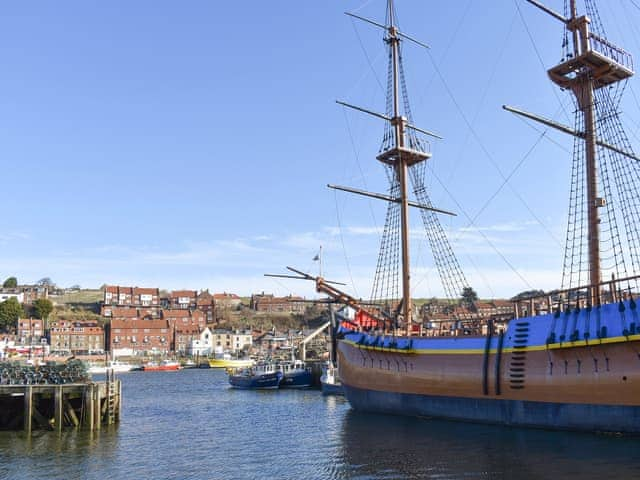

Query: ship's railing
left=590, top=33, right=634, bottom=72
left=415, top=275, right=640, bottom=337
left=512, top=274, right=640, bottom=319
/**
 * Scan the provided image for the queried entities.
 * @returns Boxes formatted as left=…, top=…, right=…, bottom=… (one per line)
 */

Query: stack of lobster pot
left=0, top=360, right=90, bottom=385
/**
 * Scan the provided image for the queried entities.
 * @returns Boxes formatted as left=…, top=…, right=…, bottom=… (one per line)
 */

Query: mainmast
left=511, top=0, right=635, bottom=305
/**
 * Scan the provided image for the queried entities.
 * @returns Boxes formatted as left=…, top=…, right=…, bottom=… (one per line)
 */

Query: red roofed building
left=169, top=290, right=197, bottom=310
left=108, top=318, right=172, bottom=356
left=101, top=306, right=139, bottom=319
left=162, top=309, right=205, bottom=330
left=251, top=294, right=306, bottom=314
left=213, top=292, right=242, bottom=309
left=196, top=290, right=215, bottom=323
left=103, top=285, right=161, bottom=307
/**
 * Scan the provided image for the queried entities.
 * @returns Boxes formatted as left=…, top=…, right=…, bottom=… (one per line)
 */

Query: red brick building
left=251, top=294, right=306, bottom=314
left=196, top=291, right=215, bottom=323
left=108, top=318, right=172, bottom=355
left=104, top=286, right=161, bottom=307
left=168, top=290, right=197, bottom=310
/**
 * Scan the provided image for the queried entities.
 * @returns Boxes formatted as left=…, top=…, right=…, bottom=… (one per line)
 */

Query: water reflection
left=0, top=428, right=119, bottom=480
left=340, top=410, right=640, bottom=479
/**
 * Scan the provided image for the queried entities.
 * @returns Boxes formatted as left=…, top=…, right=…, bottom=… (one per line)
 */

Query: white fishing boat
left=88, top=360, right=135, bottom=374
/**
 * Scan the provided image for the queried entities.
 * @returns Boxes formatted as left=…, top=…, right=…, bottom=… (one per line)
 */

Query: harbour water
left=1, top=369, right=640, bottom=479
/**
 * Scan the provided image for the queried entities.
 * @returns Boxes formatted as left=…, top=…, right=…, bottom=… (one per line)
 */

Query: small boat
left=228, top=363, right=283, bottom=390
left=182, top=359, right=197, bottom=369
left=320, top=362, right=343, bottom=396
left=208, top=354, right=254, bottom=369
left=142, top=359, right=182, bottom=371
left=277, top=359, right=313, bottom=388
left=88, top=360, right=135, bottom=374
left=321, top=306, right=343, bottom=395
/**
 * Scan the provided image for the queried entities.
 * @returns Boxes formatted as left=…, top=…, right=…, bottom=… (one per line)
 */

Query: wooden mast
left=387, top=0, right=413, bottom=334
left=523, top=0, right=634, bottom=305
left=569, top=0, right=602, bottom=305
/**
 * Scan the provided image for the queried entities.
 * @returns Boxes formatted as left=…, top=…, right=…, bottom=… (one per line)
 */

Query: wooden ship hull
left=339, top=299, right=640, bottom=432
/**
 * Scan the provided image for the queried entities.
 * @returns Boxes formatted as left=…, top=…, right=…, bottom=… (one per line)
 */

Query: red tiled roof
left=133, top=287, right=159, bottom=296
left=213, top=292, right=240, bottom=299
left=111, top=318, right=169, bottom=330
left=170, top=290, right=196, bottom=298
left=109, top=307, right=139, bottom=318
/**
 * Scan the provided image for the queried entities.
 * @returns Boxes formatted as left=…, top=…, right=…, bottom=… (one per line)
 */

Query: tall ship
left=280, top=0, right=640, bottom=433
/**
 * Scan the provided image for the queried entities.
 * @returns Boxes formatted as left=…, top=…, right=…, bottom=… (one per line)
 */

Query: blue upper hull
left=280, top=370, right=313, bottom=388
left=229, top=371, right=282, bottom=389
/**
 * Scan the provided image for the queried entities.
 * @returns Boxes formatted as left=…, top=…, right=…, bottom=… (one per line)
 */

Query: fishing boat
left=277, top=359, right=313, bottom=388
left=142, top=359, right=182, bottom=372
left=320, top=306, right=343, bottom=395
left=208, top=353, right=254, bottom=369
left=88, top=360, right=135, bottom=374
left=276, top=0, right=640, bottom=433
left=228, top=363, right=283, bottom=390
left=320, top=362, right=343, bottom=396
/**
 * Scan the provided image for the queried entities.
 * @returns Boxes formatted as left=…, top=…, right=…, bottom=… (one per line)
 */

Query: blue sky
left=1, top=1, right=639, bottom=299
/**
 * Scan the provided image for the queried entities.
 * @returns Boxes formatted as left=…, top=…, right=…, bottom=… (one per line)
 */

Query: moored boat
left=142, top=359, right=182, bottom=372
left=320, top=362, right=343, bottom=396
left=209, top=354, right=254, bottom=369
left=228, top=363, right=283, bottom=390
left=277, top=359, right=313, bottom=389
left=88, top=360, right=135, bottom=374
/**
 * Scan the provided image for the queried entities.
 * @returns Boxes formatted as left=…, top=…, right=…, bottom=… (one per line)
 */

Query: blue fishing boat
left=228, top=363, right=282, bottom=390
left=277, top=359, right=313, bottom=388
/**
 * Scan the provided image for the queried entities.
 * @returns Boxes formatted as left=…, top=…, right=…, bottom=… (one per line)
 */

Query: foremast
left=377, top=1, right=429, bottom=333
left=333, top=0, right=471, bottom=335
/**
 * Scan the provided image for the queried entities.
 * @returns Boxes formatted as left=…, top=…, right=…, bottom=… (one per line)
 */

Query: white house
left=0, top=291, right=24, bottom=303
left=187, top=327, right=213, bottom=356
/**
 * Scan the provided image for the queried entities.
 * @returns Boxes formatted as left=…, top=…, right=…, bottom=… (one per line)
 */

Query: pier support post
left=93, top=384, right=101, bottom=431
left=54, top=386, right=63, bottom=433
left=23, top=385, right=33, bottom=434
left=85, top=384, right=94, bottom=430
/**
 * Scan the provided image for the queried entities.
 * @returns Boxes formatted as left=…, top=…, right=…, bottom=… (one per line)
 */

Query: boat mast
left=568, top=0, right=601, bottom=305
left=387, top=0, right=413, bottom=333
left=522, top=0, right=634, bottom=305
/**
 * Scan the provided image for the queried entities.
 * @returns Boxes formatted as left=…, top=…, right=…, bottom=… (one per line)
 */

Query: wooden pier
left=0, top=379, right=121, bottom=433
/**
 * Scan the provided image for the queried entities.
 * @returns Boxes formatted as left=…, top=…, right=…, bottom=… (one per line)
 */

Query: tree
left=2, top=277, right=17, bottom=288
left=460, top=287, right=479, bottom=308
left=0, top=297, right=24, bottom=332
left=34, top=298, right=54, bottom=320
left=37, top=277, right=55, bottom=287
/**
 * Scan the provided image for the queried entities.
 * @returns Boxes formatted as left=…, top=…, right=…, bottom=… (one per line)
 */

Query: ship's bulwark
left=338, top=299, right=640, bottom=433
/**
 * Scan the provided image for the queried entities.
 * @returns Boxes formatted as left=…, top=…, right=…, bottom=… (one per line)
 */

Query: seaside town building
left=250, top=293, right=306, bottom=314
left=107, top=318, right=172, bottom=357
left=0, top=289, right=25, bottom=303
left=103, top=286, right=161, bottom=308
left=16, top=318, right=45, bottom=344
left=49, top=320, right=105, bottom=355
left=168, top=290, right=198, bottom=310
